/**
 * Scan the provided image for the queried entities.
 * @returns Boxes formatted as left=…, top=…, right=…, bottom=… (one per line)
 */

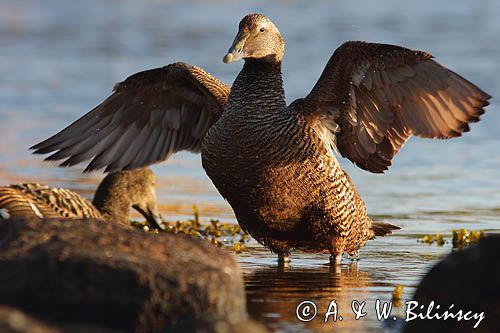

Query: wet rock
left=0, top=218, right=266, bottom=333
left=404, top=235, right=500, bottom=333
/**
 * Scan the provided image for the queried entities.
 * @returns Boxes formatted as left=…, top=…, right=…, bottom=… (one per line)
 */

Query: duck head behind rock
left=223, top=13, right=284, bottom=64
left=92, top=168, right=163, bottom=229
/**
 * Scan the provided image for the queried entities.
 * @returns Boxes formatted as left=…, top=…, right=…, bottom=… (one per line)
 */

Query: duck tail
left=372, top=221, right=400, bottom=237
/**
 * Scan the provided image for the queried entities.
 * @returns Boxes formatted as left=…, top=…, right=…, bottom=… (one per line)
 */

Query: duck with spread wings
left=32, top=14, right=490, bottom=264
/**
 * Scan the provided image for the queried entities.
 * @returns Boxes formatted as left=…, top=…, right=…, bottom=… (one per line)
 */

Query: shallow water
left=1, top=0, right=499, bottom=331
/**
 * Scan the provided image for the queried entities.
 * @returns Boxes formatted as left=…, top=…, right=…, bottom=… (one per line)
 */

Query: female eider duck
left=31, top=14, right=490, bottom=264
left=0, top=168, right=163, bottom=229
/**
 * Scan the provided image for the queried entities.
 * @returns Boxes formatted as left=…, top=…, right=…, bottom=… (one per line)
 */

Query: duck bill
left=223, top=31, right=248, bottom=63
left=145, top=210, right=165, bottom=231
left=133, top=203, right=165, bottom=231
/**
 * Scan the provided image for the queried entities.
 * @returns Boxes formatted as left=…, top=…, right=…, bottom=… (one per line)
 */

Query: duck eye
left=260, top=27, right=265, bottom=33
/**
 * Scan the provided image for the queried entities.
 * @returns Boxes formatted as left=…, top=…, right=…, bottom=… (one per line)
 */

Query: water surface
left=1, top=1, right=499, bottom=331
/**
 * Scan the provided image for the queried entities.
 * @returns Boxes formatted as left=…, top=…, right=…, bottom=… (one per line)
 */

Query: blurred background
left=0, top=1, right=498, bottom=331
left=0, top=0, right=498, bottom=225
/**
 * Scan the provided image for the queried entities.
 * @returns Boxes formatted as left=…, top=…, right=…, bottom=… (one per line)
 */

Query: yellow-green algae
left=419, top=229, right=485, bottom=249
left=131, top=205, right=250, bottom=252
left=392, top=285, right=404, bottom=307
left=452, top=228, right=485, bottom=248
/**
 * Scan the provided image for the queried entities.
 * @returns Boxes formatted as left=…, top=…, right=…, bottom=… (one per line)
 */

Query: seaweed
left=419, top=229, right=485, bottom=249
left=131, top=205, right=250, bottom=252
left=392, top=284, right=404, bottom=307
left=452, top=228, right=485, bottom=248
left=419, top=233, right=445, bottom=246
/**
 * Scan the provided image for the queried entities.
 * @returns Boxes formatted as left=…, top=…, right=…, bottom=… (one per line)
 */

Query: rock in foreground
left=404, top=235, right=500, bottom=333
left=0, top=305, right=111, bottom=333
left=0, top=218, right=266, bottom=333
left=0, top=305, right=59, bottom=333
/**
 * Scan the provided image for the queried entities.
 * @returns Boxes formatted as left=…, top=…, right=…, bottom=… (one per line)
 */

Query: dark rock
left=0, top=218, right=267, bottom=333
left=0, top=305, right=114, bottom=332
left=404, top=235, right=500, bottom=333
left=0, top=306, right=59, bottom=333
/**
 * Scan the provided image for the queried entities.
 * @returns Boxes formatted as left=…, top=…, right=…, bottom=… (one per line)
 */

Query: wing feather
left=32, top=62, right=230, bottom=172
left=297, top=41, right=490, bottom=173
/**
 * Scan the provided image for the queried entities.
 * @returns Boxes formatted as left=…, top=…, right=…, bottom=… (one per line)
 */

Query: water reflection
left=238, top=235, right=451, bottom=332
left=245, top=263, right=381, bottom=332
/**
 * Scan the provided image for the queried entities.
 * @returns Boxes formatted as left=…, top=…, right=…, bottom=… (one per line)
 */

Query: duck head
left=129, top=168, right=164, bottom=230
left=93, top=167, right=164, bottom=230
left=223, top=13, right=284, bottom=64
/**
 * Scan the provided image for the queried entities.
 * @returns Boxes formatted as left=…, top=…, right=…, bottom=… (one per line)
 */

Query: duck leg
left=277, top=251, right=291, bottom=264
left=330, top=237, right=345, bottom=265
left=329, top=253, right=343, bottom=265
left=349, top=251, right=360, bottom=261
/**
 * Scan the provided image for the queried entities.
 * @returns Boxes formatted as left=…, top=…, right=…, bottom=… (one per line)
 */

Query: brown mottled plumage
left=0, top=168, right=162, bottom=228
left=31, top=14, right=490, bottom=264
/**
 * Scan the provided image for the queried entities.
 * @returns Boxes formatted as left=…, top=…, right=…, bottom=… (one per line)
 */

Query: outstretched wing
left=31, top=62, right=230, bottom=172
left=297, top=41, right=490, bottom=173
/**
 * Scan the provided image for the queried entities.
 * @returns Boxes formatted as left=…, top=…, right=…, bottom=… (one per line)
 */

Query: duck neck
left=229, top=60, right=286, bottom=111
left=92, top=185, right=130, bottom=224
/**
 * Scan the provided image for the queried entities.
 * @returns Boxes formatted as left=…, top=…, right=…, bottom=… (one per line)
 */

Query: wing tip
left=29, top=143, right=40, bottom=151
left=31, top=144, right=55, bottom=155
left=44, top=154, right=59, bottom=162
left=83, top=164, right=99, bottom=173
left=355, top=159, right=390, bottom=174
left=30, top=137, right=54, bottom=152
